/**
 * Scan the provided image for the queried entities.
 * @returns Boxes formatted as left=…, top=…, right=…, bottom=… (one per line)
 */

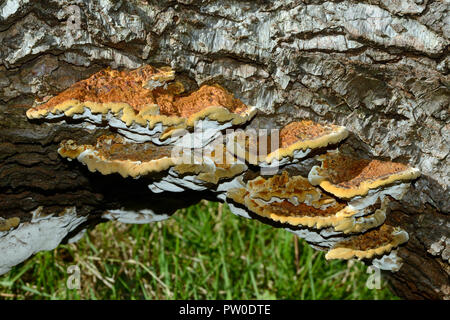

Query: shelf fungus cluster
left=1, top=64, right=420, bottom=276
left=21, top=65, right=257, bottom=238
left=226, top=163, right=415, bottom=268
left=226, top=120, right=349, bottom=168
left=26, top=65, right=257, bottom=147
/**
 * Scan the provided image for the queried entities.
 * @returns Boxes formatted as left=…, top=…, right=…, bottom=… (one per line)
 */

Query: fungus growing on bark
left=58, top=135, right=178, bottom=178
left=273, top=121, right=348, bottom=163
left=227, top=171, right=359, bottom=230
left=26, top=65, right=176, bottom=120
left=325, top=224, right=409, bottom=260
left=148, top=144, right=247, bottom=193
left=227, top=120, right=348, bottom=167
left=226, top=169, right=413, bottom=260
left=174, top=156, right=247, bottom=186
left=333, top=181, right=412, bottom=235
left=26, top=65, right=256, bottom=145
left=371, top=249, right=404, bottom=272
left=226, top=170, right=398, bottom=234
left=0, top=206, right=87, bottom=275
left=308, top=150, right=421, bottom=199
left=333, top=197, right=389, bottom=234
left=18, top=63, right=420, bottom=276
left=0, top=217, right=20, bottom=232
left=160, top=84, right=256, bottom=127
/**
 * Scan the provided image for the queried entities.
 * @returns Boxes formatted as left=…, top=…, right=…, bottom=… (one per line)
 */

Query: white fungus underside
left=44, top=108, right=236, bottom=147
left=286, top=227, right=346, bottom=248
left=371, top=249, right=404, bottom=272
left=103, top=208, right=171, bottom=224
left=347, top=183, right=410, bottom=215
left=148, top=173, right=208, bottom=193
left=259, top=149, right=311, bottom=168
left=147, top=155, right=214, bottom=193
left=0, top=207, right=87, bottom=275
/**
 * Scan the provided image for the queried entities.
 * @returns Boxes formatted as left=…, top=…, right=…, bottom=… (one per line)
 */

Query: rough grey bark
left=0, top=0, right=448, bottom=299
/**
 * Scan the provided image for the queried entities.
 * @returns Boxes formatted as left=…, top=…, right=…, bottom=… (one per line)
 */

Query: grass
left=0, top=201, right=399, bottom=300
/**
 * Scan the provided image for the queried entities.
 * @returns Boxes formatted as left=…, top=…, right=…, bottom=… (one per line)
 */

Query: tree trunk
left=0, top=0, right=448, bottom=299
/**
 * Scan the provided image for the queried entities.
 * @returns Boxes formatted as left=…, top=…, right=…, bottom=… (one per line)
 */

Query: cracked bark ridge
left=0, top=0, right=448, bottom=299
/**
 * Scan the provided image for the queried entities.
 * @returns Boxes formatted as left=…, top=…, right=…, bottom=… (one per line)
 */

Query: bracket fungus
left=0, top=207, right=87, bottom=275
left=26, top=65, right=256, bottom=146
left=147, top=144, right=248, bottom=194
left=325, top=224, right=409, bottom=260
left=0, top=217, right=20, bottom=232
left=58, top=133, right=246, bottom=194
left=226, top=171, right=397, bottom=235
left=58, top=135, right=178, bottom=178
left=226, top=166, right=416, bottom=267
left=308, top=150, right=421, bottom=199
left=6, top=63, right=422, bottom=277
left=227, top=172, right=355, bottom=230
left=226, top=120, right=348, bottom=168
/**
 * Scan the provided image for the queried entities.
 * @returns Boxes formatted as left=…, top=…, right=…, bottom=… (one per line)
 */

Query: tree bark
left=0, top=0, right=448, bottom=299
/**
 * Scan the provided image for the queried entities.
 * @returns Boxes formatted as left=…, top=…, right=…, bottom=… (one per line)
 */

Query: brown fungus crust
left=0, top=217, right=20, bottom=232
left=227, top=172, right=358, bottom=229
left=246, top=171, right=334, bottom=205
left=158, top=84, right=248, bottom=118
left=26, top=65, right=256, bottom=131
left=173, top=145, right=247, bottom=184
left=93, top=135, right=173, bottom=162
left=334, top=202, right=388, bottom=234
left=271, top=120, right=348, bottom=161
left=229, top=120, right=348, bottom=164
left=58, top=135, right=177, bottom=178
left=325, top=224, right=409, bottom=260
left=279, top=121, right=346, bottom=148
left=28, top=65, right=175, bottom=113
left=246, top=197, right=346, bottom=219
left=309, top=151, right=421, bottom=199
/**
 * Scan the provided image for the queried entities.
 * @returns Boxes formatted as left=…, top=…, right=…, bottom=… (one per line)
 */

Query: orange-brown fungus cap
left=245, top=171, right=325, bottom=202
left=325, top=224, right=409, bottom=260
left=228, top=120, right=348, bottom=164
left=173, top=144, right=247, bottom=184
left=28, top=65, right=175, bottom=115
left=309, top=151, right=421, bottom=199
left=279, top=120, right=346, bottom=148
left=0, top=217, right=20, bottom=232
left=158, top=84, right=249, bottom=118
left=58, top=135, right=177, bottom=178
left=227, top=172, right=356, bottom=229
left=26, top=65, right=256, bottom=130
left=93, top=135, right=173, bottom=162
